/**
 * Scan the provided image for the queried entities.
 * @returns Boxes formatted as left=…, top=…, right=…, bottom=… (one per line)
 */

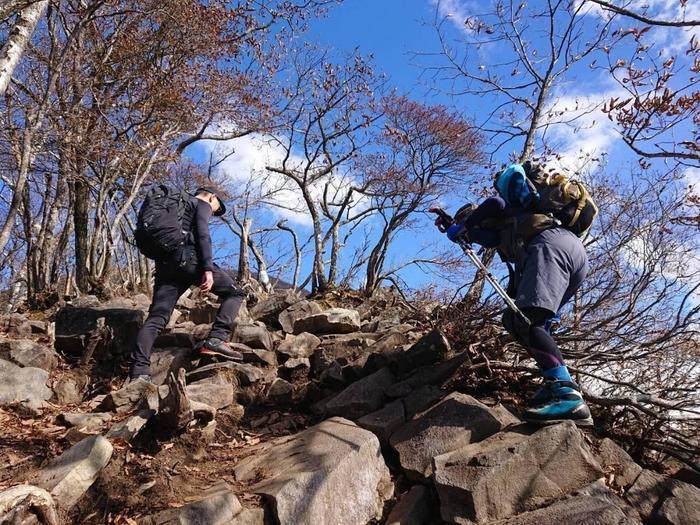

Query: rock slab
left=433, top=422, right=604, bottom=524
left=234, top=417, right=393, bottom=525
left=35, top=435, right=113, bottom=509
left=292, top=307, right=361, bottom=335
left=0, top=358, right=52, bottom=411
left=323, top=367, right=395, bottom=420
left=140, top=482, right=243, bottom=525
left=390, top=392, right=511, bottom=480
left=0, top=338, right=57, bottom=371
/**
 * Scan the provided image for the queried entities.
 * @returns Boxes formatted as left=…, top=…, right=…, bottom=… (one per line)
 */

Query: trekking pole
left=429, top=207, right=531, bottom=326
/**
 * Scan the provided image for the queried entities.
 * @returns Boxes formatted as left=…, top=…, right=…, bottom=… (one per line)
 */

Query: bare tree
left=264, top=48, right=384, bottom=293
left=361, top=95, right=483, bottom=295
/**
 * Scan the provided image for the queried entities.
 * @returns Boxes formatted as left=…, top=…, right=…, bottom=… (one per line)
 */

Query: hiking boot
left=523, top=380, right=593, bottom=427
left=529, top=377, right=582, bottom=406
left=198, top=338, right=244, bottom=361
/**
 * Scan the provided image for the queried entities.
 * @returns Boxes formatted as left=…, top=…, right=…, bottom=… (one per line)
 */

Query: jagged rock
left=625, top=469, right=700, bottom=524
left=186, top=372, right=235, bottom=409
left=54, top=305, right=144, bottom=357
left=234, top=417, right=393, bottom=525
left=231, top=508, right=265, bottom=524
left=595, top=438, right=643, bottom=489
left=489, top=495, right=635, bottom=524
left=357, top=399, right=405, bottom=444
left=71, top=295, right=100, bottom=308
left=293, top=307, right=361, bottom=335
left=319, top=360, right=346, bottom=387
left=276, top=332, right=321, bottom=359
left=192, top=323, right=211, bottom=340
left=150, top=347, right=191, bottom=385
left=391, top=329, right=450, bottom=375
left=323, top=367, right=395, bottom=419
left=390, top=392, right=513, bottom=480
left=58, top=412, right=113, bottom=431
left=242, top=346, right=277, bottom=366
left=105, top=410, right=154, bottom=442
left=386, top=485, right=431, bottom=525
left=35, top=435, right=113, bottom=509
left=97, top=378, right=159, bottom=414
left=0, top=359, right=52, bottom=411
left=53, top=375, right=84, bottom=404
left=401, top=384, right=444, bottom=418
left=433, top=422, right=604, bottom=524
left=0, top=338, right=57, bottom=371
left=154, top=331, right=194, bottom=349
left=278, top=300, right=323, bottom=333
left=234, top=323, right=273, bottom=351
left=0, top=485, right=59, bottom=525
left=250, top=290, right=302, bottom=326
left=267, top=378, right=293, bottom=404
left=386, top=352, right=470, bottom=398
left=233, top=363, right=267, bottom=386
left=140, top=482, right=242, bottom=525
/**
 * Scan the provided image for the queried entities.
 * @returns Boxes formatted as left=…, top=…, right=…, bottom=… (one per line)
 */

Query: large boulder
left=433, top=421, right=604, bottom=524
left=292, top=308, right=361, bottom=335
left=0, top=358, right=52, bottom=411
left=278, top=300, right=323, bottom=334
left=0, top=314, right=32, bottom=338
left=234, top=417, right=393, bottom=525
left=389, top=393, right=513, bottom=480
left=323, top=367, right=395, bottom=420
left=35, top=435, right=113, bottom=509
left=0, top=338, right=57, bottom=371
left=0, top=485, right=59, bottom=525
left=54, top=305, right=144, bottom=357
left=276, top=332, right=321, bottom=359
left=625, top=469, right=700, bottom=525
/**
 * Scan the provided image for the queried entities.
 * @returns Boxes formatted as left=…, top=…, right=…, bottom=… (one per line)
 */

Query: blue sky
left=193, top=0, right=700, bottom=293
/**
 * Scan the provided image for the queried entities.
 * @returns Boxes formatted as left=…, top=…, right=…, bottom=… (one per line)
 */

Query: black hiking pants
left=129, top=259, right=245, bottom=378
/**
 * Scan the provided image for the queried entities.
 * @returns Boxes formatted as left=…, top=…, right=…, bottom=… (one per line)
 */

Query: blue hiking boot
left=529, top=364, right=570, bottom=406
left=523, top=380, right=593, bottom=427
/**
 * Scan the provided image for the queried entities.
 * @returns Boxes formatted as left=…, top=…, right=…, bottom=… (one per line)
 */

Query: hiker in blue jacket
left=440, top=163, right=593, bottom=426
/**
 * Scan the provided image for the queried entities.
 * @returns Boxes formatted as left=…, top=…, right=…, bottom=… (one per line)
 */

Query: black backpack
left=135, top=185, right=191, bottom=260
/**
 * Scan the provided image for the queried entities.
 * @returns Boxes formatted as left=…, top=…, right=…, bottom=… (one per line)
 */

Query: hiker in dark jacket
left=441, top=164, right=593, bottom=426
left=129, top=186, right=246, bottom=382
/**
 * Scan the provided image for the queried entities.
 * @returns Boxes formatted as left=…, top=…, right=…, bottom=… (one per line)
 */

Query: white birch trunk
left=0, top=1, right=48, bottom=96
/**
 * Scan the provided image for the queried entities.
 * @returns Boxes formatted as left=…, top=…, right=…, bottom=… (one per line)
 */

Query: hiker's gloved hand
left=446, top=223, right=467, bottom=243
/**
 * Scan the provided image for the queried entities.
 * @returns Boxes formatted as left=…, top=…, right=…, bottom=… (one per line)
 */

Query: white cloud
left=429, top=0, right=478, bottom=34
left=684, top=167, right=700, bottom=195
left=541, top=81, right=626, bottom=170
left=200, top=134, right=369, bottom=227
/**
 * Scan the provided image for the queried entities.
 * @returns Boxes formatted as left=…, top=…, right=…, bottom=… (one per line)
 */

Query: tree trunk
left=73, top=178, right=91, bottom=292
left=237, top=217, right=251, bottom=282
left=0, top=1, right=48, bottom=96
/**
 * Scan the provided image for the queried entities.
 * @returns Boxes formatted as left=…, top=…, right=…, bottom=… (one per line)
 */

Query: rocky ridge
left=0, top=288, right=697, bottom=524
